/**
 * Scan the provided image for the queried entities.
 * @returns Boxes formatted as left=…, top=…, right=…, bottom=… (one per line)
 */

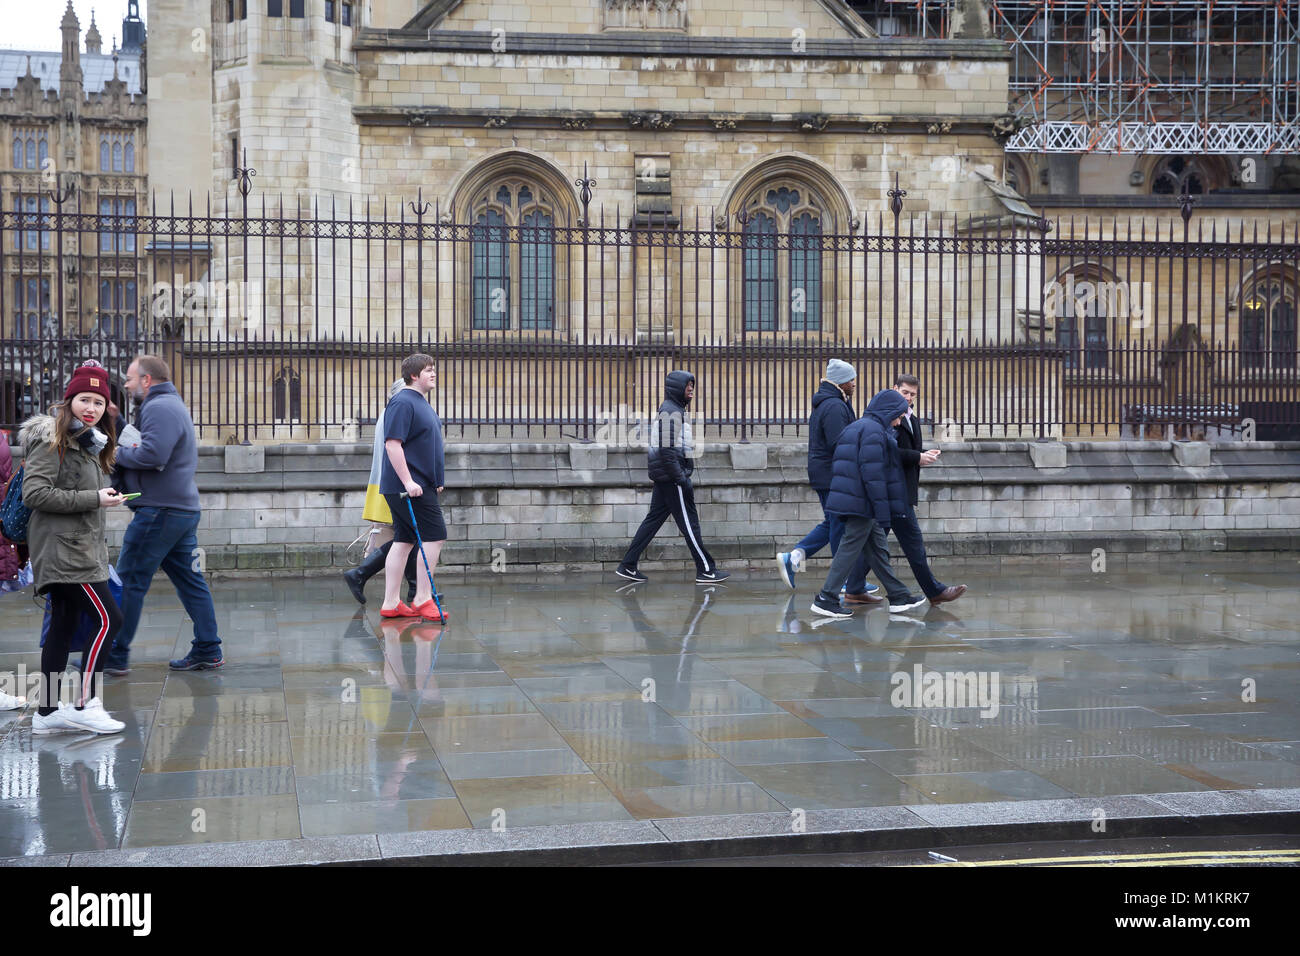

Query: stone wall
left=13, top=439, right=1289, bottom=577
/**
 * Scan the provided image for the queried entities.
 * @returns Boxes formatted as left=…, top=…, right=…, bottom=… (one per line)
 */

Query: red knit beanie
left=64, top=361, right=112, bottom=403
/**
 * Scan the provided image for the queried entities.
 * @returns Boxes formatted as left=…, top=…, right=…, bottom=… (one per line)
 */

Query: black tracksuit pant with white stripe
left=39, top=580, right=122, bottom=714
left=622, top=480, right=716, bottom=576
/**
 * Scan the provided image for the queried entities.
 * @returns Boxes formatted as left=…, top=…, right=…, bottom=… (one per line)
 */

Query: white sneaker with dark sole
left=888, top=596, right=927, bottom=613
left=59, top=698, right=125, bottom=735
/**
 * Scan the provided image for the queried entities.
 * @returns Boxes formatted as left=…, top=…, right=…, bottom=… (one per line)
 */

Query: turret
left=59, top=0, right=83, bottom=98
left=86, top=10, right=103, bottom=56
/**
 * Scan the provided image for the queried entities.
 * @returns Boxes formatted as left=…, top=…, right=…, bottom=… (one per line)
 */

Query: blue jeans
left=795, top=489, right=843, bottom=558
left=796, top=490, right=870, bottom=592
left=107, top=507, right=222, bottom=666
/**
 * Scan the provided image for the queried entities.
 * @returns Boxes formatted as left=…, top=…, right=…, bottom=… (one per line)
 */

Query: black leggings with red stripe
left=39, top=581, right=122, bottom=715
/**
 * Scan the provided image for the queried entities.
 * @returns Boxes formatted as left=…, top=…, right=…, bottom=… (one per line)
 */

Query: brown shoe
left=929, top=585, right=967, bottom=605
left=844, top=592, right=884, bottom=605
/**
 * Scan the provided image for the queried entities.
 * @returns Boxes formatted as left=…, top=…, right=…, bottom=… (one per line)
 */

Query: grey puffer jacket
left=20, top=414, right=110, bottom=595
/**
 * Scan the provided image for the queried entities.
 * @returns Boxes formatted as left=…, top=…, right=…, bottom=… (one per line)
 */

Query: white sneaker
left=32, top=703, right=85, bottom=735
left=888, top=596, right=928, bottom=614
left=59, top=698, right=125, bottom=735
left=0, top=690, right=27, bottom=711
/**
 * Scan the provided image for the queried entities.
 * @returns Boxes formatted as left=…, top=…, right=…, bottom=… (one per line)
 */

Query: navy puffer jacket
left=806, top=380, right=854, bottom=491
left=647, top=370, right=696, bottom=484
left=824, top=389, right=911, bottom=529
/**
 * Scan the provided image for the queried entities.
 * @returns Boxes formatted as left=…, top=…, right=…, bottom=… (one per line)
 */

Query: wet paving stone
left=299, top=798, right=471, bottom=837
left=0, top=560, right=1296, bottom=856
left=123, top=794, right=301, bottom=848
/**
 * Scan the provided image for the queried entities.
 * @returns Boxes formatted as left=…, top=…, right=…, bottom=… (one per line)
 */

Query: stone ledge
left=192, top=529, right=1300, bottom=575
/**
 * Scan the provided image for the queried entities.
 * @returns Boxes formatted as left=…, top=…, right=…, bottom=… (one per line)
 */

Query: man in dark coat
left=775, top=359, right=878, bottom=602
left=617, top=370, right=729, bottom=584
left=812, top=389, right=924, bottom=618
left=890, top=373, right=966, bottom=606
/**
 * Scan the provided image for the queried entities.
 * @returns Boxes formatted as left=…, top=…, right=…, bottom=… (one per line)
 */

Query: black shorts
left=384, top=492, right=447, bottom=544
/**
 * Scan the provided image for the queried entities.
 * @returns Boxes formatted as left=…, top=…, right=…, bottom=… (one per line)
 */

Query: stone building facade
left=137, top=0, right=1036, bottom=442
left=0, top=1, right=148, bottom=424
left=129, top=0, right=1298, bottom=444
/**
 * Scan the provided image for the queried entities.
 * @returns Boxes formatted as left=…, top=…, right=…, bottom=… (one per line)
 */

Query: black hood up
left=665, top=370, right=695, bottom=406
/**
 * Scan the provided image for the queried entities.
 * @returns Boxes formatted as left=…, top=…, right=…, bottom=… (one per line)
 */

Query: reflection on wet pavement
left=1, top=560, right=1298, bottom=856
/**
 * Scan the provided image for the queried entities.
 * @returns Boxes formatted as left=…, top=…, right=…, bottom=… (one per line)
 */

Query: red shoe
left=415, top=600, right=449, bottom=622
left=380, top=602, right=419, bottom=618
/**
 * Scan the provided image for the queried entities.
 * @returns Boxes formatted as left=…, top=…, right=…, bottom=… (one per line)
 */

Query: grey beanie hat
left=826, top=359, right=857, bottom=385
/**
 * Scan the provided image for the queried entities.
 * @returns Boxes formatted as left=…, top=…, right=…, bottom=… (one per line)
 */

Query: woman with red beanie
left=20, top=361, right=128, bottom=734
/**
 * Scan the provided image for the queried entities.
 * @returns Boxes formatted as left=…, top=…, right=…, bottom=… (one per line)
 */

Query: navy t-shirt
left=379, top=388, right=445, bottom=494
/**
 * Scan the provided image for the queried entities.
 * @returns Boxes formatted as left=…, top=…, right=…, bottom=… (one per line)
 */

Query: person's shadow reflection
left=376, top=618, right=445, bottom=801
left=33, top=732, right=128, bottom=852
left=616, top=584, right=720, bottom=703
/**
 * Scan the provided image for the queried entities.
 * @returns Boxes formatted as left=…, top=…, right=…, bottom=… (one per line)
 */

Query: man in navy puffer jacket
left=812, top=389, right=923, bottom=618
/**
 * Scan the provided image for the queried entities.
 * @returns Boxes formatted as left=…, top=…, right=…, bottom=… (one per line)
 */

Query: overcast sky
left=0, top=1, right=147, bottom=52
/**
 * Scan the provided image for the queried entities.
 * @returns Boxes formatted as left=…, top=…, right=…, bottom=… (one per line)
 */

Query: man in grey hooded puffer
left=617, top=371, right=729, bottom=584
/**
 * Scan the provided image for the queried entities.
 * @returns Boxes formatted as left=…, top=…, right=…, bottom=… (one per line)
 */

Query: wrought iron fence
left=2, top=180, right=1298, bottom=442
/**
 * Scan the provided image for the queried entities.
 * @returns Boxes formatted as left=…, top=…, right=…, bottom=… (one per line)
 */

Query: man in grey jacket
left=105, top=355, right=224, bottom=673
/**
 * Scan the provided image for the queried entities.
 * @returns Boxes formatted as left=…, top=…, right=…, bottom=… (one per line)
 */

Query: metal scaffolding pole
left=852, top=0, right=1300, bottom=153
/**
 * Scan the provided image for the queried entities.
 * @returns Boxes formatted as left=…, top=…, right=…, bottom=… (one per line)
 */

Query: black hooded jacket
left=647, top=370, right=696, bottom=484
left=807, top=379, right=854, bottom=491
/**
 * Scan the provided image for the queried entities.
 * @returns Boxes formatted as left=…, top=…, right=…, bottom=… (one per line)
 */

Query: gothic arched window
left=1151, top=156, right=1217, bottom=195
left=1241, top=270, right=1298, bottom=370
left=469, top=180, right=557, bottom=331
left=272, top=367, right=302, bottom=421
left=740, top=183, right=825, bottom=332
left=1047, top=266, right=1116, bottom=370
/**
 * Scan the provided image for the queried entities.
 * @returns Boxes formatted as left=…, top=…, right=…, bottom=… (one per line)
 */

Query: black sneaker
left=888, top=594, right=927, bottom=613
left=616, top=565, right=648, bottom=583
left=169, top=653, right=225, bottom=671
left=343, top=568, right=366, bottom=605
left=695, top=570, right=730, bottom=584
left=811, top=594, right=853, bottom=619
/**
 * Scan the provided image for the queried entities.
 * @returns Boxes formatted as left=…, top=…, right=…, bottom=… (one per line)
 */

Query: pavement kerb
left=5, top=789, right=1300, bottom=867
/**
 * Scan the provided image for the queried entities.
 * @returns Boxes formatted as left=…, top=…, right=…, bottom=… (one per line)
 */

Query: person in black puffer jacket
left=617, top=370, right=728, bottom=584
left=811, top=388, right=924, bottom=618
left=774, top=359, right=875, bottom=601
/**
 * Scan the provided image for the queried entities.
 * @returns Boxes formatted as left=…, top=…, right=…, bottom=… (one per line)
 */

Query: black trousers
left=40, top=580, right=122, bottom=714
left=622, top=480, right=716, bottom=575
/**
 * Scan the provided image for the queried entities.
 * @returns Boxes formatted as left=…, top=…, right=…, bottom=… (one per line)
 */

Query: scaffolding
left=853, top=1, right=1300, bottom=153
